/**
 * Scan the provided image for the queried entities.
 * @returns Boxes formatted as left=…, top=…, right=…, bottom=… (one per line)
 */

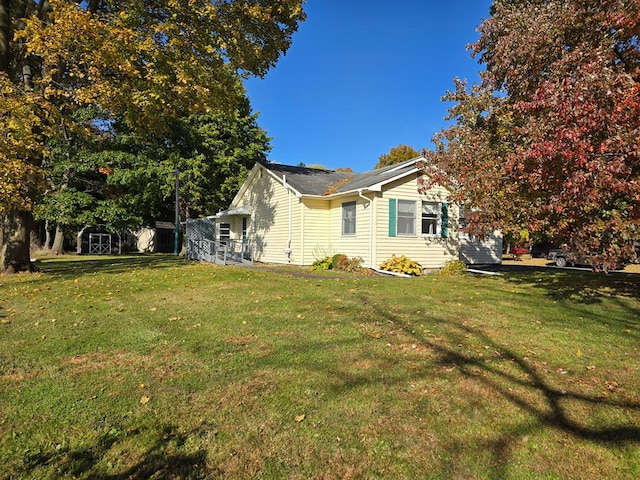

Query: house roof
left=154, top=221, right=176, bottom=230
left=261, top=163, right=352, bottom=196
left=228, top=156, right=436, bottom=211
left=216, top=205, right=252, bottom=217
left=261, top=157, right=424, bottom=197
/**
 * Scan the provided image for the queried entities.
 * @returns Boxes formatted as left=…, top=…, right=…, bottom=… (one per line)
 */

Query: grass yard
left=1, top=255, right=639, bottom=479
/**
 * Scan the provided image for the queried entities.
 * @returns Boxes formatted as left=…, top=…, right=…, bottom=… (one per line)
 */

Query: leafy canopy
left=428, top=0, right=640, bottom=267
left=376, top=144, right=421, bottom=169
left=0, top=0, right=305, bottom=271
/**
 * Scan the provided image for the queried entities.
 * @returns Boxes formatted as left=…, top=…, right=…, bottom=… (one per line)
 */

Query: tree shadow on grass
left=500, top=269, right=640, bottom=341
left=487, top=266, right=640, bottom=304
left=20, top=422, right=216, bottom=479
left=345, top=292, right=640, bottom=477
left=37, top=254, right=184, bottom=279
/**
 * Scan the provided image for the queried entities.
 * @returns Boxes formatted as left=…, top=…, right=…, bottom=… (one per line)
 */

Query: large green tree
left=105, top=97, right=270, bottom=223
left=0, top=0, right=305, bottom=273
left=428, top=0, right=640, bottom=268
left=166, top=98, right=271, bottom=219
left=35, top=95, right=270, bottom=253
left=33, top=107, right=110, bottom=254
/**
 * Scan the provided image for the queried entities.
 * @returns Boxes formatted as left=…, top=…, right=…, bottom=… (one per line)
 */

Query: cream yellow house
left=210, top=157, right=502, bottom=269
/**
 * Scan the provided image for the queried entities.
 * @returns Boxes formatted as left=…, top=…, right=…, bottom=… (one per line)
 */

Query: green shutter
left=441, top=202, right=449, bottom=238
left=388, top=198, right=397, bottom=237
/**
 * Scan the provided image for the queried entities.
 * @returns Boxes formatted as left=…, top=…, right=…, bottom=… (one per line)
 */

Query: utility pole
left=174, top=169, right=180, bottom=256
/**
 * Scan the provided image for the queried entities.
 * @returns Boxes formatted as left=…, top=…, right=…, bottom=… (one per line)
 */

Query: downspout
left=358, top=189, right=373, bottom=268
left=283, top=175, right=292, bottom=262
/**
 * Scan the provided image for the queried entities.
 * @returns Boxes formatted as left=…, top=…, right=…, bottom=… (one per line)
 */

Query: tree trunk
left=51, top=224, right=65, bottom=255
left=44, top=219, right=52, bottom=251
left=0, top=0, right=10, bottom=74
left=1, top=210, right=35, bottom=274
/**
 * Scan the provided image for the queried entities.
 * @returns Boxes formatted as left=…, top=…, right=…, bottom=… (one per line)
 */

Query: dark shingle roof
left=261, top=163, right=352, bottom=196
left=261, top=159, right=420, bottom=196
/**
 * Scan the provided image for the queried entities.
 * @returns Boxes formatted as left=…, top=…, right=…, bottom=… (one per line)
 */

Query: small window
left=458, top=204, right=467, bottom=230
left=219, top=223, right=230, bottom=244
left=458, top=203, right=469, bottom=239
left=342, top=201, right=356, bottom=235
left=397, top=200, right=416, bottom=236
left=421, top=201, right=439, bottom=236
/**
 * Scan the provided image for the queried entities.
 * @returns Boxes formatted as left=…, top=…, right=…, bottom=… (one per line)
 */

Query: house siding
left=239, top=169, right=300, bottom=264
left=459, top=232, right=503, bottom=265
left=374, top=175, right=459, bottom=269
left=301, top=198, right=332, bottom=265
left=326, top=195, right=374, bottom=266
left=221, top=162, right=499, bottom=270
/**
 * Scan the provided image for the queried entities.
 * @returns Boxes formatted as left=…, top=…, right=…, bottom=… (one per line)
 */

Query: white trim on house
left=213, top=158, right=502, bottom=268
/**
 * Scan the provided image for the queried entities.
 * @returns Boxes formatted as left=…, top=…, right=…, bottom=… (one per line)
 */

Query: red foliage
left=428, top=0, right=640, bottom=268
left=509, top=247, right=528, bottom=261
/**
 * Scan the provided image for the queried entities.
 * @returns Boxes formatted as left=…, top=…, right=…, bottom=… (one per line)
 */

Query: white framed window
left=389, top=198, right=448, bottom=238
left=397, top=199, right=416, bottom=236
left=342, top=201, right=356, bottom=236
left=219, top=223, right=230, bottom=244
left=242, top=217, right=248, bottom=243
left=421, top=201, right=440, bottom=236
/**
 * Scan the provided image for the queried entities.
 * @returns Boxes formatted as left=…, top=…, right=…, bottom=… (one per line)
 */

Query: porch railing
left=186, top=238, right=253, bottom=265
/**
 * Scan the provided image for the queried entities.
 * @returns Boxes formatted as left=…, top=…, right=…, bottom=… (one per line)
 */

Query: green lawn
left=1, top=255, right=639, bottom=479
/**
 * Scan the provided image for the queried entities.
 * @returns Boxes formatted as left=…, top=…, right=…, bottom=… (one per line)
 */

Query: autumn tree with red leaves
left=428, top=0, right=640, bottom=268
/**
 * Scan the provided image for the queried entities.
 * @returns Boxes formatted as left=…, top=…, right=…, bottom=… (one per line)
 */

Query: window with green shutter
left=397, top=200, right=417, bottom=236
left=421, top=201, right=439, bottom=236
left=421, top=200, right=449, bottom=238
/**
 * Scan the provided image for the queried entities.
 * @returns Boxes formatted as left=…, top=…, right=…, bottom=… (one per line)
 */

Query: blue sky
left=244, top=1, right=493, bottom=172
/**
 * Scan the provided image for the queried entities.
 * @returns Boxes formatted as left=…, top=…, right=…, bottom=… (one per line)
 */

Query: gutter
left=358, top=189, right=373, bottom=268
left=284, top=175, right=293, bottom=262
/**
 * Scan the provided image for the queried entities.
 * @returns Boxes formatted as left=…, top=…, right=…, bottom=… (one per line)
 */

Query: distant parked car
left=550, top=248, right=626, bottom=271
left=531, top=242, right=558, bottom=258
left=546, top=245, right=596, bottom=267
left=550, top=250, right=577, bottom=268
left=545, top=248, right=563, bottom=263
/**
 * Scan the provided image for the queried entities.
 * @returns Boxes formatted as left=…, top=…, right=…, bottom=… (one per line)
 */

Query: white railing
left=187, top=238, right=253, bottom=265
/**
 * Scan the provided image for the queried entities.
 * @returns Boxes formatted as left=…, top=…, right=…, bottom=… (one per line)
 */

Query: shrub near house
left=379, top=255, right=422, bottom=276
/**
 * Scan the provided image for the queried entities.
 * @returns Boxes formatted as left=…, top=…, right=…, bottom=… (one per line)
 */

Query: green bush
left=438, top=259, right=468, bottom=276
left=312, top=254, right=364, bottom=273
left=379, top=255, right=422, bottom=276
left=331, top=253, right=346, bottom=269
left=311, top=256, right=334, bottom=271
